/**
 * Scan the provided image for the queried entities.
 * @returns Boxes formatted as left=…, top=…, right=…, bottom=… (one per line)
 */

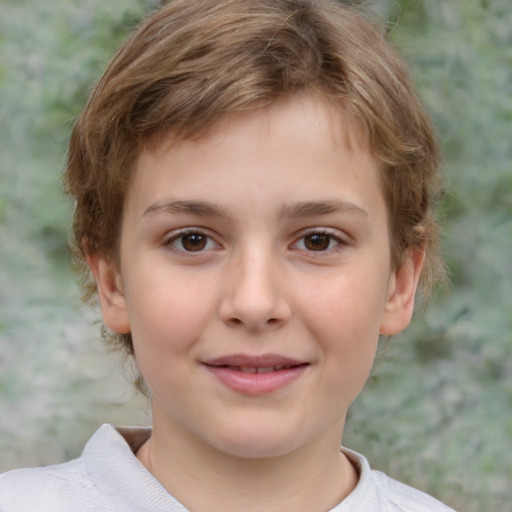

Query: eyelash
left=291, top=229, right=346, bottom=254
left=163, top=228, right=346, bottom=255
left=163, top=228, right=220, bottom=253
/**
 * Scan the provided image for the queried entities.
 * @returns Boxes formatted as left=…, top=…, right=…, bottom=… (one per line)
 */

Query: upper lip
left=203, top=353, right=308, bottom=368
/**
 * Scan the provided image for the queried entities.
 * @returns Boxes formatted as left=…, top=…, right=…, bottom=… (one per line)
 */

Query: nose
left=219, top=247, right=292, bottom=332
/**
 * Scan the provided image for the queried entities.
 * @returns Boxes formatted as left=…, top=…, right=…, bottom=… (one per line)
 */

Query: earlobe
left=86, top=252, right=131, bottom=334
left=379, top=247, right=425, bottom=336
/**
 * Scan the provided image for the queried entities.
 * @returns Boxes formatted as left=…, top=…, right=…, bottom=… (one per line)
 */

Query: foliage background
left=0, top=0, right=510, bottom=510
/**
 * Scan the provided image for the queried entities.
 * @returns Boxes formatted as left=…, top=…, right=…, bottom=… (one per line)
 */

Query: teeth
left=235, top=365, right=294, bottom=373
left=255, top=366, right=275, bottom=373
left=218, top=364, right=297, bottom=373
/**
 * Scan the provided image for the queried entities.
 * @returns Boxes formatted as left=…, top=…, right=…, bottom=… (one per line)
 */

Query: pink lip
left=202, top=353, right=309, bottom=396
left=205, top=353, right=305, bottom=367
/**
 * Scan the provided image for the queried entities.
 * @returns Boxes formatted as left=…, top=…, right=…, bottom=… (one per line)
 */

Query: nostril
left=226, top=316, right=280, bottom=328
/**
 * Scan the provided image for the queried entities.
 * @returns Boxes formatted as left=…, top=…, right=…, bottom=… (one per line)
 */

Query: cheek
left=301, top=268, right=388, bottom=375
left=305, top=268, right=388, bottom=336
left=128, top=282, right=216, bottom=400
left=126, top=276, right=217, bottom=361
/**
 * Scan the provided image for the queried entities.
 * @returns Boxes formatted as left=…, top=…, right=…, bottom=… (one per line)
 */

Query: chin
left=207, top=423, right=304, bottom=460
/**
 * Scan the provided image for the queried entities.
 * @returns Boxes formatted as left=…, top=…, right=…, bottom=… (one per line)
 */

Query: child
left=0, top=0, right=455, bottom=510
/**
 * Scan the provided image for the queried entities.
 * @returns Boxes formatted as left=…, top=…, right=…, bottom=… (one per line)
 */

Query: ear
left=86, top=252, right=131, bottom=334
left=379, top=247, right=425, bottom=336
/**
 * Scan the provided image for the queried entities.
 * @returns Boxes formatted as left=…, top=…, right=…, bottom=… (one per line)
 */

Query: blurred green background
left=0, top=0, right=510, bottom=510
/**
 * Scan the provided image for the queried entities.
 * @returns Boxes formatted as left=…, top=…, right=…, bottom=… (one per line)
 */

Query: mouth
left=203, top=353, right=309, bottom=371
left=202, top=354, right=309, bottom=395
left=206, top=363, right=308, bottom=374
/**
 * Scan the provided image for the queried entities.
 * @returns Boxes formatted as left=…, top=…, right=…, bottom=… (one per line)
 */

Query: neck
left=137, top=403, right=358, bottom=512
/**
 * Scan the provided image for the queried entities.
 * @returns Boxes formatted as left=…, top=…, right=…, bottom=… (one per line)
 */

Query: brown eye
left=167, top=230, right=219, bottom=253
left=180, top=233, right=208, bottom=251
left=303, top=233, right=331, bottom=251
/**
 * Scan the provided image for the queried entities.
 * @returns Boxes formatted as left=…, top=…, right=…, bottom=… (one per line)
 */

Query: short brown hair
left=64, top=0, right=445, bottom=358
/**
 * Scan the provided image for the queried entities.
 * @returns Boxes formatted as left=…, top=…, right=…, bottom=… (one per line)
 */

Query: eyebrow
left=279, top=199, right=368, bottom=219
left=143, top=199, right=231, bottom=218
left=143, top=198, right=368, bottom=220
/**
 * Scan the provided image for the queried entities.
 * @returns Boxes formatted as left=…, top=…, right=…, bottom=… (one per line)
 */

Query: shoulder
left=0, top=424, right=139, bottom=512
left=371, top=470, right=457, bottom=512
left=337, top=448, right=457, bottom=512
left=0, top=424, right=181, bottom=512
left=0, top=458, right=101, bottom=512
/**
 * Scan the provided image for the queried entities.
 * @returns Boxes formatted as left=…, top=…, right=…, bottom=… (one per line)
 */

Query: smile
left=213, top=364, right=301, bottom=374
left=202, top=354, right=309, bottom=395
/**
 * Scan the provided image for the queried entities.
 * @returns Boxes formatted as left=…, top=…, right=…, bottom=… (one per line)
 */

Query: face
left=92, top=94, right=423, bottom=460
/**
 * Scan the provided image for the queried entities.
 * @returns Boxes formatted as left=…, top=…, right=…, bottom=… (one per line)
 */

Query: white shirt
left=0, top=424, right=456, bottom=511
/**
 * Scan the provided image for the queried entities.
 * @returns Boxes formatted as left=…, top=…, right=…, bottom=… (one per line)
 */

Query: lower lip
left=204, top=365, right=308, bottom=395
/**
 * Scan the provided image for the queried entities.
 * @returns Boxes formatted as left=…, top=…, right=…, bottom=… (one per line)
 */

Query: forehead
left=144, top=92, right=369, bottom=163
left=127, top=93, right=384, bottom=222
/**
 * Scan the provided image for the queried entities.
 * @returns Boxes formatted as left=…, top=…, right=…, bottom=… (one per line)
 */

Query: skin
left=88, top=93, right=424, bottom=512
